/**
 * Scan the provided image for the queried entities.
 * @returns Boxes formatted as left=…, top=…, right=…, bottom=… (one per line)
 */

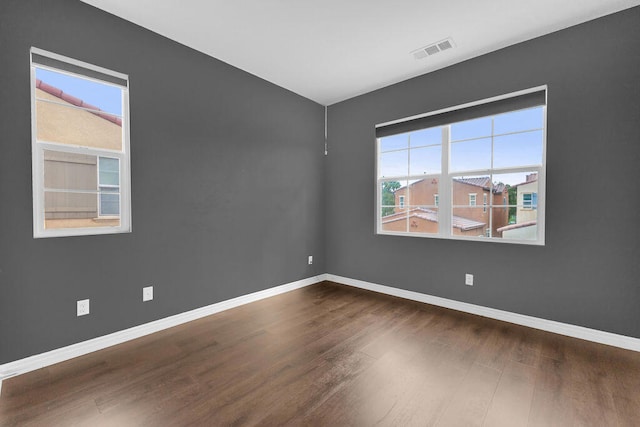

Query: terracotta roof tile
left=454, top=177, right=506, bottom=194
left=36, top=79, right=122, bottom=127
left=398, top=177, right=506, bottom=194
left=381, top=207, right=485, bottom=231
left=497, top=220, right=537, bottom=233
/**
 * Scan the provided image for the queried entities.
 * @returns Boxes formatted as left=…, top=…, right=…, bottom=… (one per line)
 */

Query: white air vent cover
left=412, top=37, right=456, bottom=60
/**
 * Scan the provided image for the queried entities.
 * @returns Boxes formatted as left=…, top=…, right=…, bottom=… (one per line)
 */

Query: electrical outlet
left=308, top=255, right=313, bottom=265
left=77, top=299, right=90, bottom=316
left=465, top=274, right=474, bottom=286
left=143, top=286, right=153, bottom=302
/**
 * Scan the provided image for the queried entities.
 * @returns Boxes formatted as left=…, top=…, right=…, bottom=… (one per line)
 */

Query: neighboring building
left=382, top=177, right=509, bottom=237
left=497, top=173, right=538, bottom=239
left=36, top=79, right=122, bottom=229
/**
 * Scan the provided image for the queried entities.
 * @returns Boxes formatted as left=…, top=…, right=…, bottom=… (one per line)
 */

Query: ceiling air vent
left=412, top=37, right=455, bottom=60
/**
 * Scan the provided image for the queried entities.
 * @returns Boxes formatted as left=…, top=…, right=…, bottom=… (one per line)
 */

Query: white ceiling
left=80, top=0, right=640, bottom=106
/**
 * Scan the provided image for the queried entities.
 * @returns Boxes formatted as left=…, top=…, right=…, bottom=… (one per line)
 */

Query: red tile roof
left=36, top=79, right=122, bottom=127
left=497, top=220, right=537, bottom=233
left=382, top=207, right=485, bottom=231
left=397, top=177, right=506, bottom=193
left=454, top=177, right=506, bottom=193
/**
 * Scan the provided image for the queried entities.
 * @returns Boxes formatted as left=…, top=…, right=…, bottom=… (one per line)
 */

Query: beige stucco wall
left=36, top=88, right=122, bottom=151
left=516, top=181, right=538, bottom=223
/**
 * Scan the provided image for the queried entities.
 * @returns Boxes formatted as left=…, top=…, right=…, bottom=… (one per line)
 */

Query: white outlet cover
left=143, top=286, right=153, bottom=302
left=77, top=299, right=90, bottom=316
left=308, top=255, right=313, bottom=265
left=465, top=274, right=474, bottom=286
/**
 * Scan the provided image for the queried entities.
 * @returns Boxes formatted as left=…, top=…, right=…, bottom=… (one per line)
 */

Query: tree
left=507, top=184, right=517, bottom=223
left=381, top=181, right=401, bottom=216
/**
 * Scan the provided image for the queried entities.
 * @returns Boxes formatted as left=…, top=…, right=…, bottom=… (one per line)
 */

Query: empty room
left=1, top=0, right=640, bottom=425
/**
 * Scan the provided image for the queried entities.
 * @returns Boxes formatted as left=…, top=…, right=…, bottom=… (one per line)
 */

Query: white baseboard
left=2, top=272, right=638, bottom=395
left=0, top=274, right=327, bottom=389
left=326, top=274, right=640, bottom=353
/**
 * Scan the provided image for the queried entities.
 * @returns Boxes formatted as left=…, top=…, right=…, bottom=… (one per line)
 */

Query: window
left=522, top=192, right=537, bottom=210
left=376, top=87, right=546, bottom=245
left=98, top=157, right=120, bottom=216
left=31, top=48, right=131, bottom=237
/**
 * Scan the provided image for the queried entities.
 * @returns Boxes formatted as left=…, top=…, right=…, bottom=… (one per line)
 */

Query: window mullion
left=440, top=126, right=451, bottom=238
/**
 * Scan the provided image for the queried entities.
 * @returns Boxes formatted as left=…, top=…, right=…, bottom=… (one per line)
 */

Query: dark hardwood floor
left=1, top=281, right=639, bottom=426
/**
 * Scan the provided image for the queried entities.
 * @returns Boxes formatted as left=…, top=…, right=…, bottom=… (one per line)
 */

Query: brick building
left=381, top=177, right=509, bottom=237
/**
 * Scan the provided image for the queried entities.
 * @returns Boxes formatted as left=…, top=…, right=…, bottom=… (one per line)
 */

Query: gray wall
left=0, top=0, right=325, bottom=364
left=326, top=7, right=640, bottom=339
left=1, top=1, right=638, bottom=366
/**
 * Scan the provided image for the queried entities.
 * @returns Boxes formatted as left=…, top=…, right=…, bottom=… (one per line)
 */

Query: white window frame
left=469, top=193, right=477, bottom=207
left=522, top=192, right=534, bottom=210
left=375, top=86, right=546, bottom=246
left=434, top=194, right=439, bottom=207
left=399, top=195, right=405, bottom=208
left=30, top=47, right=132, bottom=238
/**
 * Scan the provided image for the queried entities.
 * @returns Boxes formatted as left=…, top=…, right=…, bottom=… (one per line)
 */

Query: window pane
left=44, top=150, right=97, bottom=191
left=409, top=127, right=441, bottom=147
left=99, top=157, right=119, bottom=172
left=379, top=150, right=408, bottom=178
left=44, top=190, right=121, bottom=231
left=451, top=175, right=490, bottom=207
left=493, top=130, right=543, bottom=168
left=44, top=189, right=120, bottom=231
left=450, top=138, right=491, bottom=172
left=100, top=192, right=120, bottom=216
left=407, top=178, right=439, bottom=208
left=450, top=117, right=492, bottom=141
left=409, top=145, right=441, bottom=175
left=99, top=157, right=120, bottom=186
left=380, top=180, right=406, bottom=208
left=496, top=207, right=537, bottom=240
left=491, top=172, right=539, bottom=226
left=380, top=207, right=407, bottom=232
left=35, top=67, right=122, bottom=116
left=491, top=171, right=537, bottom=224
left=36, top=100, right=123, bottom=151
left=379, top=133, right=408, bottom=152
left=493, top=106, right=543, bottom=135
left=408, top=207, right=438, bottom=234
left=452, top=207, right=488, bottom=238
left=99, top=172, right=119, bottom=186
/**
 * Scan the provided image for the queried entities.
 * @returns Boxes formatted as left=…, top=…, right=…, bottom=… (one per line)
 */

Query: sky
left=379, top=106, right=544, bottom=187
left=35, top=67, right=123, bottom=116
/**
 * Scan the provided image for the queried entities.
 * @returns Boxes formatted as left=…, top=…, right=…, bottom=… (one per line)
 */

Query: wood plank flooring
left=1, top=281, right=639, bottom=426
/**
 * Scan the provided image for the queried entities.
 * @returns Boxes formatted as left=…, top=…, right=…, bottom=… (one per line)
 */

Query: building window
left=376, top=87, right=546, bottom=245
left=31, top=47, right=131, bottom=238
left=98, top=157, right=120, bottom=216
left=522, top=192, right=537, bottom=210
